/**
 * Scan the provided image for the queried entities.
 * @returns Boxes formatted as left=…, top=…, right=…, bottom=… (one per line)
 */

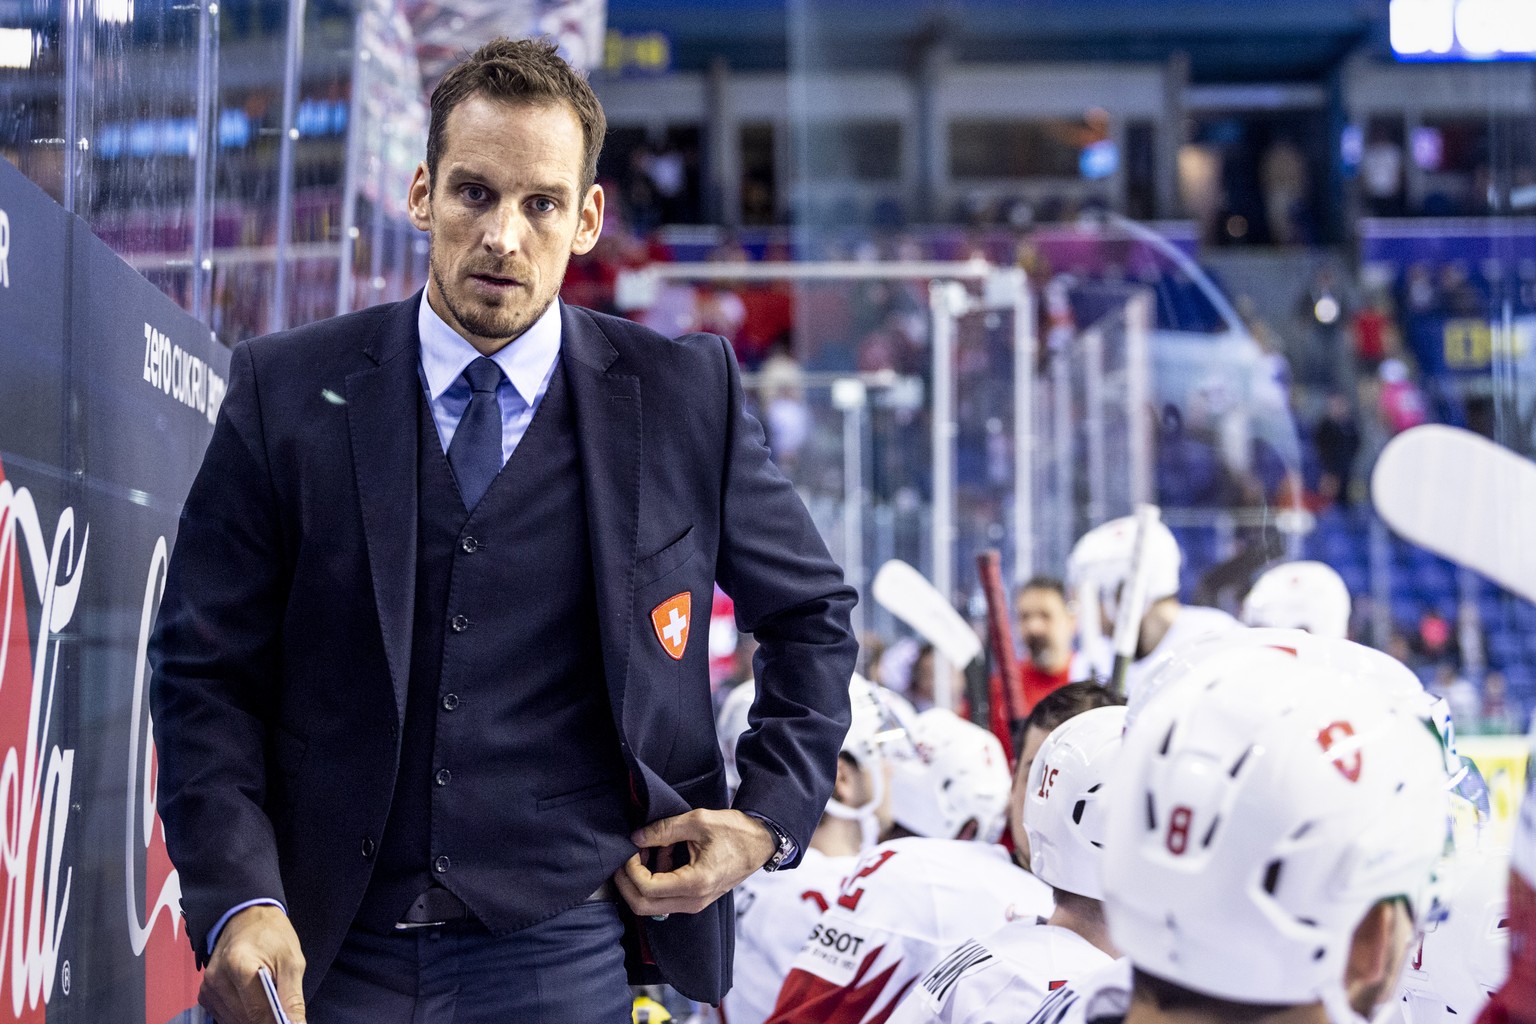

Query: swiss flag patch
left=651, top=592, right=692, bottom=661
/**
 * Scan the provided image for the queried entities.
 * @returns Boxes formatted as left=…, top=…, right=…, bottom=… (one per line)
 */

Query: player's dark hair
left=1131, top=968, right=1291, bottom=1023
left=427, top=36, right=607, bottom=193
left=1015, top=682, right=1123, bottom=751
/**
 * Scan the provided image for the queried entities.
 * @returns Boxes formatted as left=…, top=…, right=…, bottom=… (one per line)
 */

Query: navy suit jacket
left=149, top=293, right=857, bottom=1003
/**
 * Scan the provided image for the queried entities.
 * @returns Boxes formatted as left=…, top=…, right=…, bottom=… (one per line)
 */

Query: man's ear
left=832, top=756, right=858, bottom=805
left=571, top=183, right=605, bottom=255
left=407, top=162, right=433, bottom=232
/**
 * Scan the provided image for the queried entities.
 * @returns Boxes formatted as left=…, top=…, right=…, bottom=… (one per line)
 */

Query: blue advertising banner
left=0, top=155, right=228, bottom=1023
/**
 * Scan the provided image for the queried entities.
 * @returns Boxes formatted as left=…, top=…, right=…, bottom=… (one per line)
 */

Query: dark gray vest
left=356, top=358, right=633, bottom=932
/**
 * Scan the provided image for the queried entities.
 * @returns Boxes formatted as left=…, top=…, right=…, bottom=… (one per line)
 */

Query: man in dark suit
left=149, top=37, right=856, bottom=1024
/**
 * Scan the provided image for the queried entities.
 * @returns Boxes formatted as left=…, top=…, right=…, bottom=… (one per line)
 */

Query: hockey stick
left=871, top=559, right=984, bottom=669
left=976, top=550, right=1027, bottom=727
left=1370, top=424, right=1536, bottom=605
left=1108, top=504, right=1164, bottom=696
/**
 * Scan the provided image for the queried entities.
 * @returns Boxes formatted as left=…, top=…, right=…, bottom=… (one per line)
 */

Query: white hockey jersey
left=1030, top=958, right=1368, bottom=1024
left=716, top=848, right=857, bottom=1024
left=887, top=922, right=1115, bottom=1024
left=765, top=838, right=1054, bottom=1024
left=1014, top=959, right=1132, bottom=1024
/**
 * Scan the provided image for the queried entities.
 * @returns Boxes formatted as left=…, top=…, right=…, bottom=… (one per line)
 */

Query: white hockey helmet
left=1024, top=704, right=1127, bottom=900
left=718, top=675, right=904, bottom=807
left=1131, top=628, right=1466, bottom=779
left=1104, top=646, right=1451, bottom=1006
left=1398, top=846, right=1511, bottom=1022
left=824, top=675, right=908, bottom=826
left=1241, top=561, right=1352, bottom=639
left=716, top=680, right=757, bottom=794
left=1067, top=513, right=1182, bottom=613
left=888, top=708, right=1011, bottom=843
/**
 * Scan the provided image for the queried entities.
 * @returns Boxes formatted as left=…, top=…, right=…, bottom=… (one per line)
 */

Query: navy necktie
left=447, top=356, right=505, bottom=509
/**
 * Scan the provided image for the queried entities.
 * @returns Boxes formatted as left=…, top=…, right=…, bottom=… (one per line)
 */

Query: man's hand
left=200, top=904, right=307, bottom=1024
left=615, top=808, right=777, bottom=917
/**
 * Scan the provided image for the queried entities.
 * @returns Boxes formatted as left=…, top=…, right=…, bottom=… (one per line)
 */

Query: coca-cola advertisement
left=0, top=157, right=229, bottom=1023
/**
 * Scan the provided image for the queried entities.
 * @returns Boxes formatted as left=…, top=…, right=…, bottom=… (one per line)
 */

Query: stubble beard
left=429, top=249, right=558, bottom=347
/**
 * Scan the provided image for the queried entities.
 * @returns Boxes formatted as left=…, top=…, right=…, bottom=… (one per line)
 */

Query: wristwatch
left=749, top=813, right=796, bottom=872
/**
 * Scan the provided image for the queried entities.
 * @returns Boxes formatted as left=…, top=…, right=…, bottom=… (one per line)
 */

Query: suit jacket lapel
left=346, top=293, right=423, bottom=729
left=560, top=303, right=642, bottom=715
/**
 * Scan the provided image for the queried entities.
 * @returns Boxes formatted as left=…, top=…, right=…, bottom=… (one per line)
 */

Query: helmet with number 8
left=1398, top=846, right=1511, bottom=1021
left=1103, top=646, right=1450, bottom=1006
left=1241, top=561, right=1352, bottom=639
left=1024, top=704, right=1127, bottom=901
left=888, top=708, right=1011, bottom=843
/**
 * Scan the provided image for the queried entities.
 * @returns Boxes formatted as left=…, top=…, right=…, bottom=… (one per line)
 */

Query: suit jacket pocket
left=634, top=526, right=697, bottom=588
left=669, top=765, right=725, bottom=811
left=535, top=777, right=622, bottom=812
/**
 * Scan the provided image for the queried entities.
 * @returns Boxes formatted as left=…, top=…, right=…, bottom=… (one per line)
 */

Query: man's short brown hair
left=427, top=37, right=607, bottom=193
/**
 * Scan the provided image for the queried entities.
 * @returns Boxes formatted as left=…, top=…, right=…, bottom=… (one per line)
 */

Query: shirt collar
left=417, top=293, right=562, bottom=407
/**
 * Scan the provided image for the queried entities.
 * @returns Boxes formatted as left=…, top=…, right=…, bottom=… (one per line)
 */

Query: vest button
left=361, top=837, right=376, bottom=859
left=441, top=693, right=460, bottom=711
left=434, top=855, right=451, bottom=874
left=450, top=614, right=469, bottom=633
left=435, top=768, right=452, bottom=787
left=460, top=536, right=480, bottom=554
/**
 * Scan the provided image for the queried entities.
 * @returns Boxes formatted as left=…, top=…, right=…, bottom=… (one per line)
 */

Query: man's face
left=1016, top=587, right=1076, bottom=673
left=1006, top=723, right=1052, bottom=868
left=408, top=94, right=603, bottom=354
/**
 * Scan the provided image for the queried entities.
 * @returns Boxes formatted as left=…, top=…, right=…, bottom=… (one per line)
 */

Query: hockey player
left=887, top=708, right=1012, bottom=844
left=1012, top=682, right=1126, bottom=789
left=1241, top=560, right=1353, bottom=639
left=714, top=676, right=907, bottom=1024
left=1018, top=644, right=1452, bottom=1024
left=1066, top=513, right=1238, bottom=699
left=1392, top=847, right=1509, bottom=1023
left=1477, top=761, right=1536, bottom=1024
left=889, top=705, right=1127, bottom=1023
left=765, top=712, right=1054, bottom=1024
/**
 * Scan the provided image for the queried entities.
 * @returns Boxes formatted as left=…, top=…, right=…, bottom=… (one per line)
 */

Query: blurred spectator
left=734, top=281, right=794, bottom=369
left=1377, top=358, right=1429, bottom=434
left=1314, top=393, right=1361, bottom=508
left=1350, top=292, right=1398, bottom=373
left=1360, top=132, right=1405, bottom=217
left=1428, top=663, right=1480, bottom=727
left=1415, top=606, right=1457, bottom=663
left=1294, top=266, right=1350, bottom=396
left=1480, top=671, right=1524, bottom=735
left=758, top=342, right=811, bottom=465
left=697, top=282, right=746, bottom=339
left=1261, top=137, right=1309, bottom=245
left=1404, top=262, right=1440, bottom=316
left=858, top=310, right=922, bottom=374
